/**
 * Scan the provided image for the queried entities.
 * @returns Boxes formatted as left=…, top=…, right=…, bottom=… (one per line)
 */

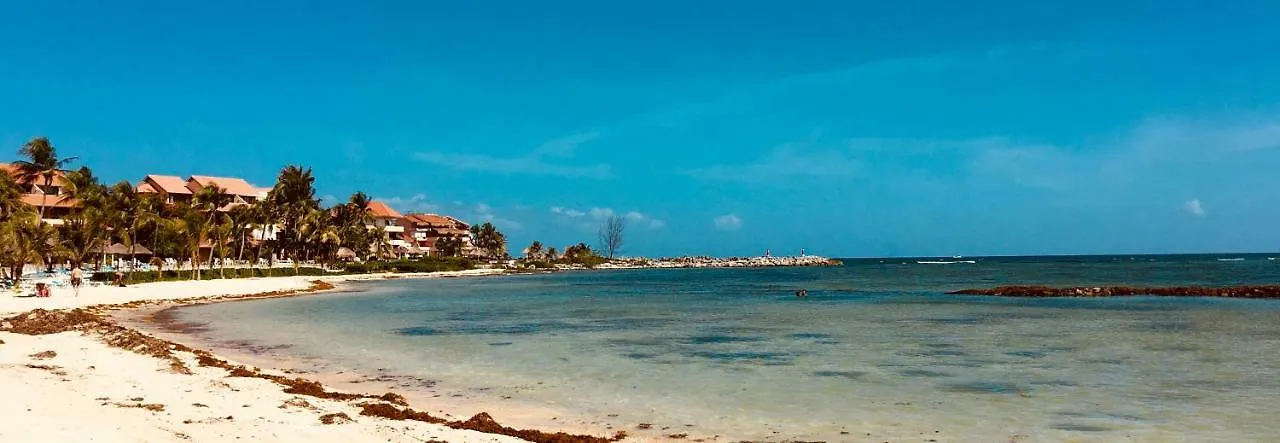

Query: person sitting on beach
left=113, top=270, right=127, bottom=287
left=35, top=282, right=51, bottom=298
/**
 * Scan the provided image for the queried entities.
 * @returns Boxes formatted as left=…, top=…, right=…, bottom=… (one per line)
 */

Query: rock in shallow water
left=947, top=285, right=1280, bottom=298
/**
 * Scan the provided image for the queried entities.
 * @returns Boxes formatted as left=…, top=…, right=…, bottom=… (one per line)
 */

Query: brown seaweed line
left=0, top=280, right=624, bottom=443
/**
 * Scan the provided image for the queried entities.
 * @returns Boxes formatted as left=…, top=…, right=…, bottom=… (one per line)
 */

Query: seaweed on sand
left=1, top=279, right=622, bottom=443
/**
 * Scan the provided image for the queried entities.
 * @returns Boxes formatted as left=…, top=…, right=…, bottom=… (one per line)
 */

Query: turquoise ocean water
left=170, top=254, right=1280, bottom=441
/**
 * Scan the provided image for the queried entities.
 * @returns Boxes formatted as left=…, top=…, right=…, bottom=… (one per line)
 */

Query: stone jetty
left=586, top=256, right=841, bottom=270
left=948, top=285, right=1280, bottom=299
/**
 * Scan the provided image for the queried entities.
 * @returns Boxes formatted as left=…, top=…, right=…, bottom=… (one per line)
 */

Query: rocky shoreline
left=948, top=285, right=1280, bottom=298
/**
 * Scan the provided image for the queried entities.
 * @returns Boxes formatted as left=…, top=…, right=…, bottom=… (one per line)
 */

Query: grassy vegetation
left=92, top=266, right=329, bottom=283
left=516, top=254, right=611, bottom=269
left=342, top=257, right=474, bottom=274
left=92, top=257, right=476, bottom=283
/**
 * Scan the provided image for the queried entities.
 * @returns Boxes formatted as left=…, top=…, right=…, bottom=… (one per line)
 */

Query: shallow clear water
left=173, top=255, right=1280, bottom=441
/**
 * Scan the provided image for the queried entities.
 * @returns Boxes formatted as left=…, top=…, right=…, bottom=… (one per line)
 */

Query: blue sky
left=3, top=1, right=1280, bottom=257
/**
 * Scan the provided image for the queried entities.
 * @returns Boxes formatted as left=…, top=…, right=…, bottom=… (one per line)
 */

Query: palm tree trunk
left=128, top=226, right=138, bottom=281
left=193, top=236, right=202, bottom=280
left=218, top=230, right=226, bottom=279
left=38, top=177, right=50, bottom=221
left=237, top=229, right=246, bottom=263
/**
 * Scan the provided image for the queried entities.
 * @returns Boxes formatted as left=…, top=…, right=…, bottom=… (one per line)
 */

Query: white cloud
left=413, top=151, right=612, bottom=179
left=482, top=214, right=522, bottom=230
left=552, top=206, right=664, bottom=230
left=413, top=131, right=610, bottom=179
left=685, top=138, right=861, bottom=182
left=533, top=131, right=601, bottom=157
left=588, top=207, right=614, bottom=219
left=379, top=194, right=439, bottom=213
left=1184, top=198, right=1206, bottom=216
left=551, top=206, right=586, bottom=217
left=713, top=214, right=743, bottom=231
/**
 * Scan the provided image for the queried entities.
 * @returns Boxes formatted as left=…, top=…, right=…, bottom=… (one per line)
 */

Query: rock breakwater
left=948, top=285, right=1280, bottom=298
left=594, top=256, right=841, bottom=270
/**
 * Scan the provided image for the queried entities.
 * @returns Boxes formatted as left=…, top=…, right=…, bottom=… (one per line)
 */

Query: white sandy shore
left=0, top=269, right=543, bottom=443
left=0, top=269, right=506, bottom=317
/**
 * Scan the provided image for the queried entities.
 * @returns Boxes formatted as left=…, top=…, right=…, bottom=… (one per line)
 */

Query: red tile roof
left=403, top=213, right=457, bottom=226
left=189, top=175, right=262, bottom=197
left=144, top=175, right=193, bottom=195
left=135, top=182, right=158, bottom=193
left=367, top=201, right=403, bottom=219
left=20, top=194, right=78, bottom=208
left=2, top=163, right=70, bottom=186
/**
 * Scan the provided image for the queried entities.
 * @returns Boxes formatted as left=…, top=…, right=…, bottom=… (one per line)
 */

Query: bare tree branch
left=598, top=215, right=624, bottom=259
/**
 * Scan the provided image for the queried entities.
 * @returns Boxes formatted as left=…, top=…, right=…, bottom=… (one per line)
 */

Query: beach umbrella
left=102, top=243, right=132, bottom=255
left=336, top=247, right=358, bottom=260
left=98, top=243, right=151, bottom=256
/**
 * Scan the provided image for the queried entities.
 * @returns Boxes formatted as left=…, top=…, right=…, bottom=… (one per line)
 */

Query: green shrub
left=344, top=257, right=474, bottom=274
left=89, top=266, right=329, bottom=283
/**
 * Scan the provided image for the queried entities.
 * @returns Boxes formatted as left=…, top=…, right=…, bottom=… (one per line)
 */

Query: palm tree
left=107, top=181, right=148, bottom=277
left=2, top=216, right=58, bottom=283
left=58, top=214, right=105, bottom=268
left=247, top=199, right=272, bottom=271
left=435, top=236, right=463, bottom=257
left=0, top=170, right=27, bottom=220
left=172, top=205, right=208, bottom=280
left=473, top=222, right=507, bottom=258
left=191, top=185, right=232, bottom=279
left=345, top=192, right=375, bottom=257
left=227, top=204, right=254, bottom=263
left=525, top=241, right=544, bottom=260
left=213, top=213, right=235, bottom=278
left=545, top=247, right=559, bottom=261
left=565, top=242, right=594, bottom=260
left=267, top=166, right=318, bottom=273
left=134, top=191, right=164, bottom=256
left=14, top=137, right=77, bottom=220
left=148, top=217, right=184, bottom=277
left=59, top=166, right=105, bottom=206
left=299, top=207, right=340, bottom=268
left=0, top=220, right=18, bottom=281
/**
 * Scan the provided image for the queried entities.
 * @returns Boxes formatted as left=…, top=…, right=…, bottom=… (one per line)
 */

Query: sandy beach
left=0, top=270, right=629, bottom=443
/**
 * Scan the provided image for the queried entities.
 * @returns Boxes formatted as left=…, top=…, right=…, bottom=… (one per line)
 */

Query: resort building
left=399, top=213, right=475, bottom=256
left=1, top=163, right=75, bottom=225
left=136, top=173, right=277, bottom=242
left=187, top=175, right=269, bottom=205
left=366, top=201, right=417, bottom=256
left=136, top=174, right=269, bottom=209
left=136, top=175, right=194, bottom=204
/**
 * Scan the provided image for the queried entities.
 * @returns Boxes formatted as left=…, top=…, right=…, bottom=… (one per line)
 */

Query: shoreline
left=12, top=262, right=1272, bottom=442
left=0, top=270, right=633, bottom=443
left=124, top=277, right=731, bottom=442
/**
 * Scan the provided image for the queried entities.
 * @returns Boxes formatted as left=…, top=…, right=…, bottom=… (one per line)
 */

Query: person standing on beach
left=70, top=266, right=83, bottom=296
